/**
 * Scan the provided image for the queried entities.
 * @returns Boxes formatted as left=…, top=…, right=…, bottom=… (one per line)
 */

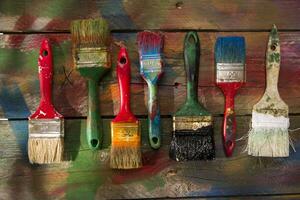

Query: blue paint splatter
left=0, top=82, right=31, bottom=157
left=97, top=0, right=136, bottom=29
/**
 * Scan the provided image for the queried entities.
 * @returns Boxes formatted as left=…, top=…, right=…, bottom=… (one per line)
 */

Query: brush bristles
left=137, top=31, right=164, bottom=55
left=247, top=112, right=290, bottom=157
left=70, top=18, right=110, bottom=47
left=110, top=146, right=142, bottom=169
left=215, top=37, right=246, bottom=63
left=247, top=128, right=289, bottom=157
left=169, top=125, right=215, bottom=161
left=28, top=138, right=64, bottom=164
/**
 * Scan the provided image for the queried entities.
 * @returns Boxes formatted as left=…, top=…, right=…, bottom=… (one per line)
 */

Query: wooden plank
left=0, top=0, right=300, bottom=31
left=0, top=116, right=300, bottom=199
left=0, top=32, right=300, bottom=118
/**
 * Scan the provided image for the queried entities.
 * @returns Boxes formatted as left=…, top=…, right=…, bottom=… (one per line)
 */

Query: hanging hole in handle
left=152, top=137, right=158, bottom=144
left=226, top=140, right=233, bottom=148
left=271, top=44, right=276, bottom=51
left=90, top=139, right=99, bottom=148
left=120, top=56, right=127, bottom=64
left=42, top=50, right=48, bottom=56
left=188, top=35, right=196, bottom=44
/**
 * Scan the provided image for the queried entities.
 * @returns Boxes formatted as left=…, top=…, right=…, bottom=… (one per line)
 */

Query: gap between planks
left=1, top=29, right=300, bottom=35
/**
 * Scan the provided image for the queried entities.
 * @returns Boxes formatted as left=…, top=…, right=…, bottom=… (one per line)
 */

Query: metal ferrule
left=29, top=119, right=64, bottom=138
left=216, top=63, right=245, bottom=82
left=74, top=47, right=110, bottom=68
left=111, top=122, right=140, bottom=142
left=140, top=54, right=162, bottom=73
left=173, top=116, right=212, bottom=131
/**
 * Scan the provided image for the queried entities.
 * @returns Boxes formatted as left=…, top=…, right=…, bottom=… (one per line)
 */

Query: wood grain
left=0, top=0, right=300, bottom=31
left=0, top=32, right=300, bottom=118
left=0, top=116, right=299, bottom=199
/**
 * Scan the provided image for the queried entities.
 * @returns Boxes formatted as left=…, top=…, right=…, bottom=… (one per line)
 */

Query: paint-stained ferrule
left=173, top=116, right=213, bottom=132
left=216, top=63, right=245, bottom=82
left=111, top=122, right=140, bottom=144
left=74, top=47, right=110, bottom=68
left=29, top=119, right=64, bottom=138
left=140, top=54, right=162, bottom=74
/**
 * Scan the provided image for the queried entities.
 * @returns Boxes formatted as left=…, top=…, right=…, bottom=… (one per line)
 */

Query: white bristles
left=247, top=111, right=289, bottom=157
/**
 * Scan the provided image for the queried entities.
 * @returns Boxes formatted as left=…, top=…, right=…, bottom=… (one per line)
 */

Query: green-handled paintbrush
left=248, top=25, right=290, bottom=157
left=169, top=31, right=215, bottom=161
left=70, top=19, right=111, bottom=150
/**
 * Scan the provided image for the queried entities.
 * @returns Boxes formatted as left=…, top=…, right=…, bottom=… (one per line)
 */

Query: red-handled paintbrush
left=215, top=37, right=246, bottom=157
left=110, top=46, right=142, bottom=169
left=28, top=38, right=64, bottom=164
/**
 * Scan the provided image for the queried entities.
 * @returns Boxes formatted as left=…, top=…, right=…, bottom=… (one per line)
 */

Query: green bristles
left=70, top=18, right=110, bottom=47
left=215, top=37, right=246, bottom=64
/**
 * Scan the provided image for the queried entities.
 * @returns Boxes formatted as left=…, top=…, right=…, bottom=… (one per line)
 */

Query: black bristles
left=169, top=126, right=215, bottom=161
left=215, top=36, right=246, bottom=63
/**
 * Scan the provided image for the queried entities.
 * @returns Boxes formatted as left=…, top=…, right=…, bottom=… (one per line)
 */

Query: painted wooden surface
left=0, top=0, right=300, bottom=31
left=0, top=32, right=300, bottom=118
left=0, top=0, right=300, bottom=199
left=1, top=117, right=300, bottom=199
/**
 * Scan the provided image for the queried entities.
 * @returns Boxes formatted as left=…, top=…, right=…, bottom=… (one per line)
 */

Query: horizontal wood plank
left=0, top=0, right=300, bottom=31
left=0, top=32, right=300, bottom=118
left=0, top=116, right=299, bottom=199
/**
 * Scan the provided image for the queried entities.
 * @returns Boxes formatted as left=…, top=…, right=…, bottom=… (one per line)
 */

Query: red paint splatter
left=111, top=149, right=173, bottom=184
left=7, top=15, right=36, bottom=48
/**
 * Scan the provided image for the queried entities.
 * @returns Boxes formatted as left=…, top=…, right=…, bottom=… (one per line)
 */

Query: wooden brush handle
left=217, top=82, right=242, bottom=157
left=113, top=47, right=136, bottom=122
left=30, top=38, right=62, bottom=119
left=38, top=39, right=53, bottom=105
left=147, top=81, right=161, bottom=149
left=265, top=26, right=280, bottom=96
left=223, top=89, right=236, bottom=157
left=87, top=79, right=102, bottom=150
left=184, top=31, right=200, bottom=103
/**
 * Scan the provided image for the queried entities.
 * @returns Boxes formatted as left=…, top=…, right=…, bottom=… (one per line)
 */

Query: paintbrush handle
left=147, top=81, right=161, bottom=149
left=223, top=89, right=237, bottom=157
left=184, top=31, right=200, bottom=103
left=115, top=47, right=136, bottom=121
left=39, top=39, right=53, bottom=106
left=87, top=79, right=102, bottom=150
left=30, top=38, right=63, bottom=119
left=265, top=32, right=280, bottom=96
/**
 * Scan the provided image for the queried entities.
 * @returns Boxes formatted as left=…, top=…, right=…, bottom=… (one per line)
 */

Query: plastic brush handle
left=113, top=47, right=136, bottom=122
left=30, top=38, right=62, bottom=119
left=184, top=31, right=200, bottom=103
left=147, top=81, right=161, bottom=149
left=87, top=78, right=102, bottom=150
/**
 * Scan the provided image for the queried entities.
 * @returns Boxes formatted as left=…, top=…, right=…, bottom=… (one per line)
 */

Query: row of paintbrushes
left=28, top=18, right=290, bottom=169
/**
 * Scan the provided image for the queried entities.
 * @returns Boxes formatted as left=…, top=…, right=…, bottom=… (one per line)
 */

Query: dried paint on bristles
left=137, top=31, right=164, bottom=55
left=70, top=18, right=110, bottom=47
left=215, top=37, right=246, bottom=64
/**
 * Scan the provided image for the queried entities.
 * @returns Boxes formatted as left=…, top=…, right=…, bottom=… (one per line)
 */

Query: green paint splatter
left=268, top=52, right=280, bottom=63
left=142, top=175, right=165, bottom=192
left=65, top=120, right=110, bottom=200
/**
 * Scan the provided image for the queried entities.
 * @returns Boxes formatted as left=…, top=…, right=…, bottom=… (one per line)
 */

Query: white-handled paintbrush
left=248, top=25, right=290, bottom=157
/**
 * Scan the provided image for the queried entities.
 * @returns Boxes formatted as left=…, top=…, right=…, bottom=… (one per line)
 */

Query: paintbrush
left=248, top=25, right=289, bottom=157
left=28, top=38, right=64, bottom=164
left=110, top=46, right=142, bottom=169
left=215, top=36, right=246, bottom=157
left=70, top=18, right=111, bottom=150
left=137, top=31, right=164, bottom=149
left=169, top=31, right=215, bottom=161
